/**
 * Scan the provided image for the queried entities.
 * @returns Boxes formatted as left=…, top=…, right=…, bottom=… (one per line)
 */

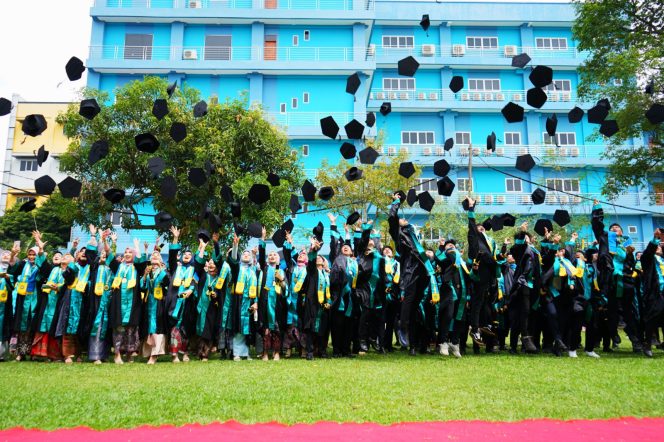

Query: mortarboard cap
left=272, top=229, right=287, bottom=248
left=599, top=119, right=619, bottom=137
left=79, top=99, right=101, bottom=120
left=289, top=194, right=302, bottom=214
left=444, top=137, right=454, bottom=151
left=193, top=100, right=208, bottom=118
left=301, top=180, right=317, bottom=202
left=161, top=176, right=177, bottom=200
left=248, top=222, right=263, bottom=238
left=248, top=183, right=271, bottom=204
left=645, top=80, right=655, bottom=95
left=526, top=87, right=548, bottom=109
left=135, top=133, right=160, bottom=153
left=546, top=114, right=558, bottom=137
left=345, top=167, right=363, bottom=182
left=380, top=102, right=392, bottom=116
left=0, top=97, right=11, bottom=116
left=344, top=119, right=365, bottom=140
left=234, top=223, right=246, bottom=235
left=587, top=104, right=609, bottom=124
left=449, top=76, right=464, bottom=93
left=282, top=218, right=295, bottom=233
left=22, top=114, right=47, bottom=137
left=320, top=115, right=340, bottom=139
left=188, top=168, right=207, bottom=187
left=395, top=190, right=406, bottom=202
left=501, top=213, right=516, bottom=227
left=366, top=112, right=376, bottom=128
left=515, top=154, right=536, bottom=173
left=358, top=147, right=380, bottom=165
left=398, top=161, right=416, bottom=179
left=645, top=103, right=664, bottom=125
left=346, top=73, right=361, bottom=95
left=313, top=221, right=324, bottom=242
left=65, top=56, right=86, bottom=81
left=152, top=99, right=169, bottom=120
left=436, top=176, right=455, bottom=197
left=103, top=188, right=125, bottom=204
left=511, top=52, right=531, bottom=69
left=34, top=175, right=56, bottom=195
left=490, top=215, right=504, bottom=232
left=170, top=122, right=187, bottom=143
left=529, top=65, right=553, bottom=88
left=340, top=142, right=357, bottom=160
left=531, top=188, right=546, bottom=205
left=197, top=229, right=211, bottom=243
left=147, top=157, right=166, bottom=178
left=346, top=212, right=361, bottom=226
left=89, top=140, right=109, bottom=165
left=221, top=185, right=234, bottom=203
left=230, top=201, right=241, bottom=218
left=19, top=198, right=37, bottom=213
left=398, top=56, right=419, bottom=77
left=568, top=106, right=584, bottom=124
left=406, top=188, right=418, bottom=206
left=433, top=159, right=450, bottom=177
left=209, top=214, right=222, bottom=232
left=418, top=191, right=435, bottom=212
left=534, top=219, right=553, bottom=236
left=267, top=173, right=280, bottom=186
left=318, top=186, right=335, bottom=201
left=482, top=218, right=493, bottom=231
left=36, top=145, right=49, bottom=167
left=167, top=81, right=177, bottom=98
left=486, top=131, right=497, bottom=152
left=501, top=102, right=524, bottom=123
left=553, top=209, right=571, bottom=227
left=597, top=98, right=611, bottom=110
left=420, top=14, right=430, bottom=32
left=58, top=176, right=82, bottom=198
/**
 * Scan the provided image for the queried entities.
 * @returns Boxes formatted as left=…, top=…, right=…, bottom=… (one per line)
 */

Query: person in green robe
left=0, top=250, right=15, bottom=361
left=228, top=232, right=259, bottom=361
left=87, top=231, right=115, bottom=364
left=9, top=237, right=41, bottom=361
left=140, top=251, right=170, bottom=364
left=257, top=227, right=287, bottom=361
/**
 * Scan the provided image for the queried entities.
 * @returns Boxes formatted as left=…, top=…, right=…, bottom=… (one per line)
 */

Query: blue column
left=354, top=72, right=369, bottom=119
left=519, top=23, right=534, bottom=49
left=170, top=22, right=185, bottom=61
left=87, top=71, right=101, bottom=89
left=441, top=110, right=456, bottom=142
left=90, top=18, right=104, bottom=46
left=439, top=22, right=451, bottom=49
left=353, top=23, right=367, bottom=62
left=440, top=66, right=452, bottom=94
left=251, top=22, right=265, bottom=61
left=639, top=215, right=653, bottom=246
left=525, top=111, right=541, bottom=146
left=248, top=73, right=264, bottom=107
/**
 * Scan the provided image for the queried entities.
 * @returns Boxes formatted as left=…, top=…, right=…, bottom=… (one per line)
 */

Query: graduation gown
left=300, top=250, right=331, bottom=333
left=109, top=256, right=148, bottom=329
left=257, top=241, right=287, bottom=333
left=639, top=239, right=664, bottom=324
left=10, top=259, right=40, bottom=333
left=164, top=244, right=199, bottom=336
left=194, top=256, right=228, bottom=341
left=87, top=255, right=114, bottom=341
left=228, top=257, right=258, bottom=336
left=0, top=272, right=14, bottom=342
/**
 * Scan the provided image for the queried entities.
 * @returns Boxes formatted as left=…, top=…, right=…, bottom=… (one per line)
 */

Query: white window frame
left=303, top=30, right=310, bottom=41
left=291, top=97, right=298, bottom=109
left=466, top=36, right=498, bottom=49
left=382, top=35, right=414, bottom=48
left=415, top=178, right=434, bottom=192
left=292, top=35, right=299, bottom=46
left=401, top=131, right=435, bottom=145
left=105, top=211, right=123, bottom=226
left=19, top=159, right=38, bottom=172
left=457, top=178, right=473, bottom=192
left=15, top=195, right=33, bottom=205
left=543, top=132, right=576, bottom=146
left=613, top=79, right=623, bottom=86
left=302, top=144, right=309, bottom=157
left=279, top=103, right=286, bottom=113
left=627, top=225, right=637, bottom=234
left=544, top=80, right=572, bottom=92
left=545, top=178, right=580, bottom=193
left=504, top=132, right=521, bottom=146
left=455, top=132, right=471, bottom=146
left=383, top=78, right=416, bottom=91
left=505, top=178, right=523, bottom=193
left=302, top=203, right=309, bottom=213
left=290, top=149, right=298, bottom=157
left=468, top=78, right=501, bottom=91
left=535, top=37, right=568, bottom=50
left=303, top=92, right=310, bottom=104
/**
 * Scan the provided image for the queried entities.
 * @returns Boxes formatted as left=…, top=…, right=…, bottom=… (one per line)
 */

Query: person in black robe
left=639, top=229, right=664, bottom=357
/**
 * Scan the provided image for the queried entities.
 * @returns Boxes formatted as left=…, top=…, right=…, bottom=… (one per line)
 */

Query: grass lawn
left=1, top=344, right=663, bottom=430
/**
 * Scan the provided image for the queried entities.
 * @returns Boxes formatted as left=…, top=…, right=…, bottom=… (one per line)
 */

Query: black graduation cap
left=188, top=168, right=207, bottom=187
left=599, top=119, right=619, bottom=137
left=152, top=99, right=169, bottom=120
left=346, top=73, right=361, bottom=95
left=380, top=102, right=392, bottom=116
left=221, top=185, right=234, bottom=203
left=502, top=213, right=516, bottom=227
left=19, top=198, right=37, bottom=213
left=358, top=147, right=380, bottom=165
left=79, top=99, right=101, bottom=120
left=534, top=218, right=553, bottom=236
left=35, top=145, right=49, bottom=167
left=193, top=100, right=208, bottom=118
left=344, top=119, right=365, bottom=140
left=418, top=191, right=435, bottom=212
left=406, top=188, right=418, bottom=206
left=461, top=198, right=471, bottom=211
left=553, top=209, right=571, bottom=227
left=88, top=140, right=109, bottom=165
left=147, top=157, right=166, bottom=178
left=58, top=176, right=82, bottom=198
left=345, top=167, right=363, bottom=182
left=34, top=175, right=56, bottom=195
left=289, top=194, right=302, bottom=214
left=248, top=222, right=263, bottom=239
left=532, top=188, right=546, bottom=205
left=169, top=122, right=187, bottom=143
left=490, top=215, right=504, bottom=232
left=395, top=190, right=407, bottom=202
left=267, top=173, right=280, bottom=186
left=301, top=180, right=317, bottom=202
left=433, top=159, right=450, bottom=177
left=436, top=176, right=455, bottom=197
left=248, top=183, right=271, bottom=204
left=420, top=14, right=430, bottom=32
left=282, top=218, right=295, bottom=233
left=161, top=176, right=177, bottom=200
left=501, top=102, right=525, bottom=123
left=313, top=221, right=324, bottom=242
left=135, top=133, right=160, bottom=153
left=234, top=223, right=246, bottom=235
left=482, top=218, right=493, bottom=231
left=197, top=229, right=211, bottom=243
left=526, top=87, right=548, bottom=109
left=103, top=188, right=125, bottom=204
left=645, top=80, right=655, bottom=95
left=645, top=103, right=664, bottom=125
left=366, top=112, right=376, bottom=128
left=587, top=104, right=609, bottom=124
left=529, top=65, right=553, bottom=88
left=230, top=201, right=241, bottom=218
left=272, top=229, right=287, bottom=248
left=515, top=154, right=536, bottom=173
left=0, top=97, right=11, bottom=116
left=449, top=76, right=464, bottom=93
left=320, top=115, right=340, bottom=139
left=318, top=186, right=335, bottom=201
left=568, top=106, right=584, bottom=124
left=597, top=98, right=611, bottom=110
left=546, top=114, right=558, bottom=137
left=65, top=56, right=85, bottom=81
left=167, top=81, right=177, bottom=98
left=398, top=56, right=419, bottom=77
left=346, top=212, right=361, bottom=226
left=340, top=142, right=357, bottom=160
left=486, top=132, right=497, bottom=152
left=444, top=137, right=454, bottom=151
left=22, top=114, right=47, bottom=137
left=398, top=162, right=416, bottom=179
left=511, top=53, right=531, bottom=69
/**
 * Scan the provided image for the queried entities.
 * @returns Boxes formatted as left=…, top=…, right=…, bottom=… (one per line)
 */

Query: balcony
left=265, top=111, right=373, bottom=137
left=96, top=0, right=370, bottom=9
left=367, top=88, right=580, bottom=112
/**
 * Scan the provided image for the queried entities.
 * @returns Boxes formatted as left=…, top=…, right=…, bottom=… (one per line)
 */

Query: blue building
left=77, top=0, right=663, bottom=250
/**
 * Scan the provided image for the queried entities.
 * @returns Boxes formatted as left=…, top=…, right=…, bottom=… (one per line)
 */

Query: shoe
left=441, top=343, right=449, bottom=356
left=585, top=351, right=600, bottom=358
left=632, top=343, right=644, bottom=353
left=384, top=346, right=394, bottom=353
left=359, top=341, right=369, bottom=353
left=319, top=352, right=329, bottom=359
left=603, top=346, right=614, bottom=353
left=448, top=343, right=461, bottom=358
left=554, top=338, right=568, bottom=353
left=644, top=348, right=654, bottom=358
left=471, top=330, right=484, bottom=346
left=521, top=336, right=537, bottom=354
left=568, top=350, right=577, bottom=358
left=485, top=346, right=498, bottom=354
left=409, top=348, right=417, bottom=356
left=233, top=356, right=241, bottom=362
left=332, top=353, right=342, bottom=358
left=479, top=325, right=496, bottom=337
left=397, top=329, right=409, bottom=348
left=306, top=353, right=313, bottom=360
left=509, top=348, right=518, bottom=355
left=346, top=353, right=357, bottom=359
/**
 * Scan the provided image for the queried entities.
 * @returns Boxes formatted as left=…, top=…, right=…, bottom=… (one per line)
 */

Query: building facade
left=77, top=0, right=663, bottom=249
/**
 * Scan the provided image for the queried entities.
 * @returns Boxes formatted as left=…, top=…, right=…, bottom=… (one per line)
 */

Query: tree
left=56, top=76, right=302, bottom=246
left=572, top=0, right=664, bottom=196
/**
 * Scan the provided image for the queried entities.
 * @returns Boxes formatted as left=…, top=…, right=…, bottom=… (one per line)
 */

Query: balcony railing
left=370, top=44, right=584, bottom=60
left=368, top=88, right=578, bottom=104
left=380, top=144, right=609, bottom=160
left=95, top=0, right=372, bottom=10
left=266, top=111, right=366, bottom=128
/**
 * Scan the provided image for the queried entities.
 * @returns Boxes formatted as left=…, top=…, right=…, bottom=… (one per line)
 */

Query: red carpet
left=2, top=418, right=663, bottom=441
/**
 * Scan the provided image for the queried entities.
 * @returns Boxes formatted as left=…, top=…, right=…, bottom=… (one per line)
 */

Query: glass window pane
left=560, top=39, right=567, bottom=49
left=402, top=132, right=408, bottom=143
left=426, top=132, right=434, bottom=144
left=552, top=39, right=559, bottom=49
left=536, top=39, right=544, bottom=48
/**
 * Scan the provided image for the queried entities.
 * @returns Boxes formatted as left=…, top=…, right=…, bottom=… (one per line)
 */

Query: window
left=303, top=92, right=310, bottom=103
left=455, top=132, right=471, bottom=146
left=293, top=35, right=299, bottom=46
left=613, top=79, right=623, bottom=86
left=545, top=178, right=580, bottom=193
left=543, top=132, right=576, bottom=146
left=505, top=178, right=522, bottom=193
left=504, top=132, right=521, bottom=145
left=302, top=203, right=309, bottom=213
left=544, top=80, right=571, bottom=92
left=124, top=33, right=153, bottom=60
left=279, top=103, right=286, bottom=113
left=468, top=79, right=501, bottom=91
left=19, top=159, right=38, bottom=172
left=382, top=35, right=414, bottom=48
left=383, top=78, right=415, bottom=90
left=303, top=30, right=310, bottom=41
left=457, top=178, right=473, bottom=192
left=466, top=36, right=498, bottom=49
left=291, top=98, right=298, bottom=109
left=204, top=35, right=232, bottom=61
left=627, top=225, right=637, bottom=234
left=105, top=211, right=123, bottom=226
left=15, top=196, right=33, bottom=205
left=290, top=149, right=298, bottom=157
left=302, top=144, right=309, bottom=156
left=535, top=37, right=568, bottom=50
left=401, top=131, right=434, bottom=145
left=415, top=178, right=434, bottom=192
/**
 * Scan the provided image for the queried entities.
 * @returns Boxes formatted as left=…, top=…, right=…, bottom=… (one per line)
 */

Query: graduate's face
left=556, top=249, right=565, bottom=258
left=151, top=254, right=161, bottom=268
left=124, top=248, right=134, bottom=262
left=241, top=251, right=252, bottom=263
left=207, top=261, right=217, bottom=275
left=27, top=250, right=36, bottom=263
left=656, top=247, right=662, bottom=257
left=297, top=251, right=307, bottom=264
left=383, top=247, right=393, bottom=258
left=575, top=252, right=585, bottom=262
left=78, top=248, right=87, bottom=263
left=316, top=256, right=324, bottom=267
left=99, top=249, right=107, bottom=261
left=342, top=245, right=352, bottom=256
left=267, top=251, right=280, bottom=265
left=610, top=225, right=623, bottom=235
left=477, top=225, right=485, bottom=233
left=507, top=254, right=515, bottom=264
left=444, top=243, right=456, bottom=253
left=52, top=253, right=62, bottom=265
left=182, top=251, right=192, bottom=264
left=0, top=252, right=10, bottom=265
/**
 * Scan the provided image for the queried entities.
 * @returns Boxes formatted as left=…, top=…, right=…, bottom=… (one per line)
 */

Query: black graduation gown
left=387, top=200, right=428, bottom=294
left=139, top=269, right=171, bottom=339
left=639, top=241, right=664, bottom=324
left=193, top=258, right=221, bottom=341
left=30, top=259, right=55, bottom=334
left=257, top=242, right=287, bottom=333
left=355, top=228, right=386, bottom=308
left=109, top=257, right=148, bottom=329
left=301, top=253, right=324, bottom=333
left=0, top=273, right=14, bottom=341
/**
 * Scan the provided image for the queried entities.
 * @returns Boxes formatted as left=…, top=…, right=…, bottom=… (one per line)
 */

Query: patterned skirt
left=61, top=334, right=80, bottom=358
left=112, top=326, right=139, bottom=355
left=169, top=326, right=189, bottom=355
left=88, top=335, right=108, bottom=362
left=31, top=332, right=62, bottom=360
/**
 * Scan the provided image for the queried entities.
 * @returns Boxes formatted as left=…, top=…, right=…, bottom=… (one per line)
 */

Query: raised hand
left=212, top=232, right=219, bottom=243
left=72, top=238, right=80, bottom=250
left=199, top=238, right=207, bottom=251
left=261, top=227, right=267, bottom=241
left=520, top=222, right=528, bottom=232
left=327, top=213, right=337, bottom=224
left=233, top=234, right=240, bottom=246
left=89, top=224, right=97, bottom=236
left=285, top=231, right=293, bottom=244
left=110, top=232, right=118, bottom=243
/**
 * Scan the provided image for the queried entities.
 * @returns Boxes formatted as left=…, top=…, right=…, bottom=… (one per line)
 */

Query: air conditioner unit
left=496, top=195, right=506, bottom=204
left=435, top=147, right=445, bottom=155
left=561, top=92, right=571, bottom=101
left=520, top=195, right=531, bottom=204
left=559, top=195, right=569, bottom=204
left=376, top=92, right=385, bottom=100
left=518, top=147, right=528, bottom=155
left=183, top=49, right=199, bottom=60
left=545, top=195, right=556, bottom=204
left=472, top=148, right=480, bottom=156
left=452, top=44, right=466, bottom=56
left=417, top=93, right=426, bottom=100
left=504, top=45, right=517, bottom=57
left=422, top=44, right=435, bottom=56
left=459, top=147, right=469, bottom=156
left=559, top=148, right=568, bottom=156
left=572, top=196, right=582, bottom=204
left=428, top=92, right=438, bottom=100
left=549, top=93, right=559, bottom=102
left=387, top=147, right=397, bottom=155
left=472, top=93, right=482, bottom=100
left=388, top=92, right=397, bottom=100
left=367, top=44, right=376, bottom=56
left=495, top=92, right=505, bottom=101
left=461, top=93, right=470, bottom=101
left=570, top=147, right=580, bottom=157
left=189, top=0, right=202, bottom=8
left=399, top=146, right=409, bottom=153
left=423, top=147, right=432, bottom=155
left=546, top=147, right=556, bottom=156
left=484, top=92, right=493, bottom=101
left=513, top=93, right=522, bottom=101
left=399, top=92, right=409, bottom=100
left=495, top=147, right=505, bottom=156
left=484, top=195, right=494, bottom=204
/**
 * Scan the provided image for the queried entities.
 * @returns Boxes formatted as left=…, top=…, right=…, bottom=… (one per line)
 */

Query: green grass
left=1, top=344, right=663, bottom=430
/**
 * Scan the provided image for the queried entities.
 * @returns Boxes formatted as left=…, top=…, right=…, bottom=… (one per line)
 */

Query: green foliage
left=56, top=76, right=302, bottom=246
left=572, top=0, right=664, bottom=196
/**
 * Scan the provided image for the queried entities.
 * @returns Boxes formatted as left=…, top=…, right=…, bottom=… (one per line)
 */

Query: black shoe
left=359, top=341, right=369, bottom=353
left=554, top=338, right=568, bottom=353
left=509, top=348, right=518, bottom=355
left=471, top=330, right=484, bottom=346
left=632, top=343, right=643, bottom=353
left=376, top=346, right=386, bottom=355
left=369, top=339, right=379, bottom=351
left=306, top=353, right=313, bottom=361
left=409, top=348, right=417, bottom=356
left=319, top=352, right=329, bottom=359
left=479, top=325, right=496, bottom=337
left=522, top=336, right=538, bottom=354
left=384, top=346, right=394, bottom=353
left=644, top=349, right=654, bottom=358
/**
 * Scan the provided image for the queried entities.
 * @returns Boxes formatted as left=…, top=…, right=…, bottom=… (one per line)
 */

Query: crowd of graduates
left=0, top=195, right=663, bottom=364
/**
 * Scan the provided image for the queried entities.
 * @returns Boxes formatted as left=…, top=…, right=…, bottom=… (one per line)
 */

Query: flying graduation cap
left=188, top=168, right=207, bottom=187
left=301, top=180, right=317, bottom=202
left=22, top=114, right=47, bottom=137
left=155, top=211, right=173, bottom=230
left=646, top=103, right=664, bottom=125
left=0, top=97, right=11, bottom=116
left=248, top=183, right=271, bottom=205
left=135, top=133, right=160, bottom=153
left=103, top=188, right=125, bottom=204
left=449, top=76, right=464, bottom=93
left=271, top=229, right=287, bottom=248
left=529, top=65, right=553, bottom=88
left=398, top=56, right=420, bottom=77
left=34, top=175, right=56, bottom=195
left=289, top=194, right=302, bottom=214
left=406, top=188, right=418, bottom=206
left=515, top=154, right=536, bottom=173
left=553, top=209, right=571, bottom=227
left=526, top=87, right=548, bottom=109
left=531, top=188, right=546, bottom=205
left=170, top=122, right=187, bottom=142
left=534, top=218, right=553, bottom=236
left=221, top=185, right=234, bottom=203
left=501, top=102, right=524, bottom=123
left=486, top=131, right=497, bottom=152
left=267, top=173, right=280, bottom=186
left=320, top=115, right=340, bottom=139
left=312, top=222, right=325, bottom=243
left=79, top=99, right=101, bottom=120
left=89, top=140, right=109, bottom=165
left=444, top=137, right=454, bottom=151
left=437, top=176, right=455, bottom=196
left=420, top=14, right=430, bottom=34
left=193, top=100, right=208, bottom=118
left=19, top=198, right=37, bottom=213
left=344, top=167, right=363, bottom=182
left=358, top=147, right=380, bottom=165
left=344, top=119, right=365, bottom=140
left=318, top=186, right=335, bottom=201
left=418, top=191, right=435, bottom=212
left=546, top=114, right=558, bottom=137
left=58, top=176, right=82, bottom=198
left=365, top=112, right=376, bottom=128
left=161, top=176, right=177, bottom=200
left=346, top=73, right=361, bottom=95
left=587, top=102, right=609, bottom=124
left=65, top=56, right=86, bottom=81
left=167, top=81, right=178, bottom=98
left=147, top=157, right=166, bottom=178
left=599, top=119, right=619, bottom=137
left=398, top=161, right=416, bottom=179
left=511, top=53, right=531, bottom=69
left=568, top=106, right=584, bottom=124
left=340, top=142, right=357, bottom=160
left=346, top=212, right=361, bottom=226
left=433, top=159, right=450, bottom=177
left=248, top=222, right=263, bottom=239
left=380, top=102, right=392, bottom=116
left=152, top=99, right=169, bottom=120
left=35, top=145, right=49, bottom=167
